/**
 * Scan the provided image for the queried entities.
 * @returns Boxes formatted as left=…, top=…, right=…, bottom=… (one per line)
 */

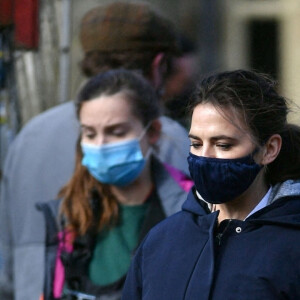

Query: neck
left=215, top=172, right=268, bottom=222
left=111, top=161, right=153, bottom=206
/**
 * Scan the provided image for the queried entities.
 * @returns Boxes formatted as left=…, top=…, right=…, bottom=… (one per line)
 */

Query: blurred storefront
left=222, top=0, right=300, bottom=125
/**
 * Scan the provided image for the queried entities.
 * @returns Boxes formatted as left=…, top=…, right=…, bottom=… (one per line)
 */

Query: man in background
left=163, top=34, right=199, bottom=129
left=0, top=2, right=191, bottom=299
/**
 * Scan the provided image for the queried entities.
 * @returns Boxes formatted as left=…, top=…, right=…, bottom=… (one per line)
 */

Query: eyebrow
left=188, top=133, right=200, bottom=140
left=188, top=134, right=237, bottom=142
left=80, top=122, right=130, bottom=131
left=80, top=124, right=93, bottom=130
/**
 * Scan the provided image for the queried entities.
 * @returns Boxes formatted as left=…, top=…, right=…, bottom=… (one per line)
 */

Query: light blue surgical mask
left=81, top=126, right=150, bottom=186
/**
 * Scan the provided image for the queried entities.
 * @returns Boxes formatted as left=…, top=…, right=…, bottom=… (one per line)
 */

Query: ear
left=260, top=134, right=282, bottom=165
left=147, top=119, right=162, bottom=145
left=150, top=53, right=166, bottom=90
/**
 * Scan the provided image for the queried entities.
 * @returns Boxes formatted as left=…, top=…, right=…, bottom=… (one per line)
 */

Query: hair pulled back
left=80, top=50, right=174, bottom=82
left=189, top=69, right=300, bottom=185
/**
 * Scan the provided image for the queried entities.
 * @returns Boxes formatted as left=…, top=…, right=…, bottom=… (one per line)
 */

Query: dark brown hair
left=189, top=69, right=300, bottom=185
left=80, top=50, right=174, bottom=82
left=59, top=69, right=161, bottom=235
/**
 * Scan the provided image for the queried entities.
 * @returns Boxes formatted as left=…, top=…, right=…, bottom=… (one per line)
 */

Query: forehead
left=190, top=103, right=249, bottom=137
left=79, top=92, right=140, bottom=126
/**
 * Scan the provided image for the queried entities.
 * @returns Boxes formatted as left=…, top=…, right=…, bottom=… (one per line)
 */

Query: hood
left=182, top=180, right=300, bottom=229
left=248, top=179, right=300, bottom=229
left=268, top=179, right=300, bottom=204
left=182, top=187, right=209, bottom=216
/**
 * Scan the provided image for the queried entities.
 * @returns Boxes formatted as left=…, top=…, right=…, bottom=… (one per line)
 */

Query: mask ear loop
left=138, top=122, right=153, bottom=159
left=138, top=122, right=152, bottom=141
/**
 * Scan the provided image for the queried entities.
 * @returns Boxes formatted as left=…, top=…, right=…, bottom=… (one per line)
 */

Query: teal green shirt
left=88, top=203, right=148, bottom=286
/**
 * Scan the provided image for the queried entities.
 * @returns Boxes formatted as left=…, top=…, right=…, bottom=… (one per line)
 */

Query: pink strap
left=53, top=230, right=74, bottom=298
left=163, top=163, right=193, bottom=192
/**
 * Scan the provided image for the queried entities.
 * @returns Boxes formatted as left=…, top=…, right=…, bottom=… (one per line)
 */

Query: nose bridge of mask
left=81, top=127, right=150, bottom=186
left=100, top=122, right=151, bottom=149
left=81, top=122, right=152, bottom=165
left=103, top=122, right=152, bottom=160
left=101, top=139, right=143, bottom=165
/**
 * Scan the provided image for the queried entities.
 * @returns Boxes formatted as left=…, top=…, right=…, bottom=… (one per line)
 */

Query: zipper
left=216, top=219, right=232, bottom=246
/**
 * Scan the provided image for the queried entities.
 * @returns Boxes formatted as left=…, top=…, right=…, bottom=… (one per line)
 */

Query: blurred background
left=1, top=0, right=300, bottom=175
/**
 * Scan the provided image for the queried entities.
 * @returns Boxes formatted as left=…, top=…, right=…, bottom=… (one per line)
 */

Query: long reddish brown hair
left=59, top=69, right=161, bottom=236
left=59, top=139, right=119, bottom=236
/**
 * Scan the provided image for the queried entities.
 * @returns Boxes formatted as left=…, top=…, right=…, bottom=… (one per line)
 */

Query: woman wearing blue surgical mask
left=38, top=69, right=192, bottom=300
left=122, top=70, right=300, bottom=300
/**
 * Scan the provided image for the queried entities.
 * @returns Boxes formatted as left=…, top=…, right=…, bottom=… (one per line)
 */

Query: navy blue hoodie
left=122, top=180, right=300, bottom=300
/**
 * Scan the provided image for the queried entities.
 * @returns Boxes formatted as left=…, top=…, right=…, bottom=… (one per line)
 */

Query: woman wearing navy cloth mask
left=122, top=69, right=300, bottom=299
left=38, top=69, right=191, bottom=300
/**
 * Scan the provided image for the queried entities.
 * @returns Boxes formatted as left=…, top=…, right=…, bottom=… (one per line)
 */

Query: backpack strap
left=36, top=200, right=61, bottom=300
left=36, top=200, right=60, bottom=245
left=53, top=229, right=74, bottom=298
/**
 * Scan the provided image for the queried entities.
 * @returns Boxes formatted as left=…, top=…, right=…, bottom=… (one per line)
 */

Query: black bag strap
left=36, top=199, right=61, bottom=245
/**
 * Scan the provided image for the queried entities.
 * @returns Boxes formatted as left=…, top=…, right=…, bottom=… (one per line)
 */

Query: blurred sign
left=0, top=0, right=39, bottom=49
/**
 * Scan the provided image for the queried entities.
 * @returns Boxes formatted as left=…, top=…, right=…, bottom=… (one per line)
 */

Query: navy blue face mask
left=187, top=151, right=263, bottom=204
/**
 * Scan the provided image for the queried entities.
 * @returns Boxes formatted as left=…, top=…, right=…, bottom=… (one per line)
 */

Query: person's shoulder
left=4, top=102, right=77, bottom=160
left=142, top=211, right=189, bottom=245
left=23, top=101, right=75, bottom=129
left=10, top=102, right=77, bottom=145
left=154, top=210, right=187, bottom=228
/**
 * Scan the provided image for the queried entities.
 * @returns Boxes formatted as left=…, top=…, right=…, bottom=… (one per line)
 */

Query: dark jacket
left=38, top=156, right=192, bottom=300
left=122, top=180, right=300, bottom=300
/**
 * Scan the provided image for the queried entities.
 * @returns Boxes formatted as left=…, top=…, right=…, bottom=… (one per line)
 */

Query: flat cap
left=80, top=1, right=179, bottom=54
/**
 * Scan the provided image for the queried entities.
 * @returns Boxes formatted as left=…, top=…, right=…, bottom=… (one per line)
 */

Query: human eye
left=190, top=141, right=202, bottom=149
left=81, top=127, right=96, bottom=140
left=111, top=127, right=127, bottom=137
left=216, top=143, right=233, bottom=151
left=86, top=133, right=96, bottom=140
left=84, top=133, right=96, bottom=140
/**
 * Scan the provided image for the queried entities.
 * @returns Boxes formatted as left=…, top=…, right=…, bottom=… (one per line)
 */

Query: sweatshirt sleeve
left=0, top=142, right=16, bottom=300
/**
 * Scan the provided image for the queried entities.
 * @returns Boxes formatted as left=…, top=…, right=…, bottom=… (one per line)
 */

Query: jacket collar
left=268, top=179, right=300, bottom=204
left=182, top=181, right=300, bottom=228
